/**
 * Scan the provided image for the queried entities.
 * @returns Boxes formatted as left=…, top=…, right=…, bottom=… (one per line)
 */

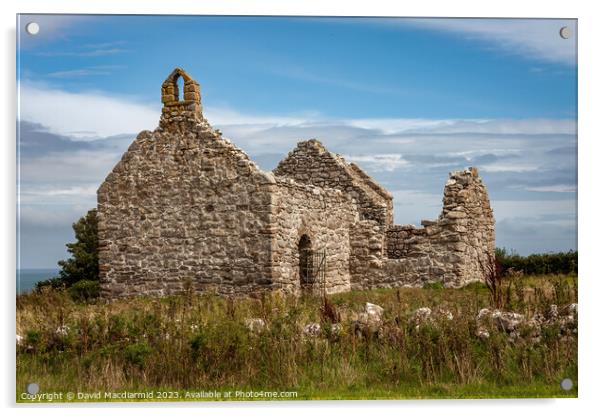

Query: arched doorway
left=298, top=234, right=313, bottom=287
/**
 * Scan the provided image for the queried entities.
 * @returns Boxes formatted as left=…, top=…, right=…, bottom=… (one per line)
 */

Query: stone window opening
left=175, top=74, right=185, bottom=102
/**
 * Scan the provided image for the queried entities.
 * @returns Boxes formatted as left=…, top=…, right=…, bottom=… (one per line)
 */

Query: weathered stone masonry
left=98, top=68, right=495, bottom=298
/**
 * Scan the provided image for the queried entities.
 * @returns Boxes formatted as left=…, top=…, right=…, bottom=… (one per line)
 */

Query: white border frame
left=2, top=1, right=599, bottom=415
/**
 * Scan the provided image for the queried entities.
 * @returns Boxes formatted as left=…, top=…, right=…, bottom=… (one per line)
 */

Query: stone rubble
left=353, top=302, right=385, bottom=336
left=303, top=322, right=322, bottom=337
left=244, top=318, right=267, bottom=333
left=476, top=303, right=578, bottom=342
left=409, top=306, right=454, bottom=330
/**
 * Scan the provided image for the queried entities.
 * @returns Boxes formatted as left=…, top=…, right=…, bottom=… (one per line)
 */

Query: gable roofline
left=277, top=138, right=393, bottom=203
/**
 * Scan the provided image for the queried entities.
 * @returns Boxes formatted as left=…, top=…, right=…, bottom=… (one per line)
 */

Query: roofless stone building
left=97, top=68, right=495, bottom=298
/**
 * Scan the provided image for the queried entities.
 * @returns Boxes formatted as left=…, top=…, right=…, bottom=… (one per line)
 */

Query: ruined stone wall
left=349, top=220, right=445, bottom=289
left=269, top=178, right=358, bottom=294
left=439, top=167, right=496, bottom=285
left=274, top=140, right=393, bottom=227
left=98, top=69, right=282, bottom=297
left=351, top=168, right=495, bottom=289
left=349, top=220, right=386, bottom=290
left=97, top=121, right=280, bottom=297
left=98, top=68, right=495, bottom=297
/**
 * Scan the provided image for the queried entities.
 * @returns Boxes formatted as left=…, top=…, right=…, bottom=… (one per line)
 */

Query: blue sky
left=17, top=15, right=577, bottom=268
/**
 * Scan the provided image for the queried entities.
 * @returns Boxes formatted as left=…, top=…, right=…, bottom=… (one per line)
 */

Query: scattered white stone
left=547, top=304, right=559, bottom=321
left=16, top=334, right=23, bottom=345
left=476, top=329, right=490, bottom=340
left=244, top=318, right=267, bottom=333
left=477, top=308, right=525, bottom=333
left=55, top=325, right=70, bottom=337
left=492, top=311, right=524, bottom=332
left=190, top=324, right=199, bottom=331
left=477, top=308, right=492, bottom=321
left=411, top=307, right=433, bottom=329
left=365, top=302, right=384, bottom=319
left=303, top=322, right=321, bottom=337
left=476, top=308, right=547, bottom=342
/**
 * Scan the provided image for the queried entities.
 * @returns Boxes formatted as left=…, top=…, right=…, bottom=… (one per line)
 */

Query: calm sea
left=17, top=269, right=59, bottom=294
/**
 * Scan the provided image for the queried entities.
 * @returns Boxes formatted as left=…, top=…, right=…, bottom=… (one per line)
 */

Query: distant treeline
left=495, top=248, right=577, bottom=276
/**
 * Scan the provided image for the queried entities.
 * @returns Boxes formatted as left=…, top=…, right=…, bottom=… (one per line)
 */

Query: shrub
left=68, top=279, right=100, bottom=302
left=496, top=248, right=577, bottom=276
left=124, top=342, right=153, bottom=368
left=24, top=330, right=42, bottom=351
left=34, top=277, right=66, bottom=291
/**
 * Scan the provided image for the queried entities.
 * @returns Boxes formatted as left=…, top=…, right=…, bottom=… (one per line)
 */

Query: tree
left=57, top=208, right=99, bottom=286
left=36, top=208, right=99, bottom=291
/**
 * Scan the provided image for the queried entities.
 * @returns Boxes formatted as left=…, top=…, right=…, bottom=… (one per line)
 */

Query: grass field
left=16, top=274, right=577, bottom=402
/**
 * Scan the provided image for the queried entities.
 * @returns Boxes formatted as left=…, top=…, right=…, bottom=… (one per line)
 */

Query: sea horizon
left=16, top=268, right=60, bottom=294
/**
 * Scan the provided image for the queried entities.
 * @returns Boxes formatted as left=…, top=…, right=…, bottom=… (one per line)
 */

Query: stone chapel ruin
left=97, top=68, right=495, bottom=298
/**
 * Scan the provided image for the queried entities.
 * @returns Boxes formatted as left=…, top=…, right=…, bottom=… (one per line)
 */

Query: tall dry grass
left=16, top=276, right=577, bottom=398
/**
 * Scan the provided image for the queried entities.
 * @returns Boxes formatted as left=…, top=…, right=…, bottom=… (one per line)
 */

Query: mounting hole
left=25, top=22, right=40, bottom=35
left=559, top=26, right=571, bottom=39
left=560, top=378, right=573, bottom=391
left=26, top=383, right=39, bottom=394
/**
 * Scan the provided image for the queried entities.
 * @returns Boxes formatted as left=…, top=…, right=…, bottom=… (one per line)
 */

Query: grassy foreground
left=16, top=275, right=577, bottom=402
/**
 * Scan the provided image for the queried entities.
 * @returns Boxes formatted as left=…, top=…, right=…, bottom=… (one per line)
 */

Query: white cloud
left=406, top=18, right=577, bottom=65
left=346, top=118, right=459, bottom=134
left=19, top=82, right=577, bottom=143
left=17, top=84, right=577, bottom=257
left=19, top=185, right=98, bottom=204
left=343, top=154, right=409, bottom=172
left=19, top=82, right=159, bottom=139
left=47, top=69, right=107, bottom=78
left=525, top=185, right=577, bottom=193
left=346, top=118, right=576, bottom=136
left=19, top=150, right=121, bottom=183
left=19, top=204, right=92, bottom=227
left=407, top=118, right=576, bottom=135
left=204, top=106, right=311, bottom=128
left=480, top=163, right=539, bottom=173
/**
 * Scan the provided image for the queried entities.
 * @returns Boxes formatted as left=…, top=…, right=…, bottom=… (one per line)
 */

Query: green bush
left=34, top=277, right=66, bottom=291
left=68, top=279, right=100, bottom=302
left=496, top=248, right=577, bottom=276
left=124, top=342, right=153, bottom=368
left=24, top=330, right=41, bottom=351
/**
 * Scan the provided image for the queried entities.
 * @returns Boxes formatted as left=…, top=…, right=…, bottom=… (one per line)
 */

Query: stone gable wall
left=274, top=140, right=393, bottom=227
left=97, top=122, right=278, bottom=297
